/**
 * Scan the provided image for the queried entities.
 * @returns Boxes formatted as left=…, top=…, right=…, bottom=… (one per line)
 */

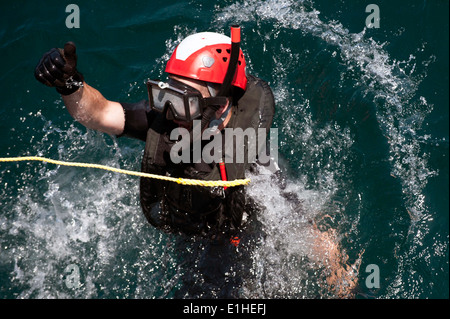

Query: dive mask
left=147, top=79, right=205, bottom=122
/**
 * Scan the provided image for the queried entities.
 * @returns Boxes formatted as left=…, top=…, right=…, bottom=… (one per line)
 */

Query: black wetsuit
left=118, top=75, right=275, bottom=238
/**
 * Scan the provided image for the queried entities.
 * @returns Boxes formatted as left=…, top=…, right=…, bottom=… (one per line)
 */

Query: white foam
left=1, top=0, right=439, bottom=298
left=216, top=0, right=437, bottom=298
left=216, top=0, right=436, bottom=221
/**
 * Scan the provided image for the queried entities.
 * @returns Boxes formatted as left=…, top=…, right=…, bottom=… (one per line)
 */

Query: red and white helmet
left=165, top=32, right=248, bottom=91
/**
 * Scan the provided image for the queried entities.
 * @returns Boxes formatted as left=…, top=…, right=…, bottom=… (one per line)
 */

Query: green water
left=0, top=0, right=448, bottom=299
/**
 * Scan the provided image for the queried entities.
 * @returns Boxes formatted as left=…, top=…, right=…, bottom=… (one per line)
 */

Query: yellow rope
left=0, top=156, right=250, bottom=187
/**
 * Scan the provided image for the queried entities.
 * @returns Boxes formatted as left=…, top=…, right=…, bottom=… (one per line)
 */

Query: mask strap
left=206, top=105, right=232, bottom=134
left=201, top=26, right=240, bottom=131
left=200, top=97, right=228, bottom=130
left=204, top=96, right=228, bottom=106
left=207, top=82, right=220, bottom=97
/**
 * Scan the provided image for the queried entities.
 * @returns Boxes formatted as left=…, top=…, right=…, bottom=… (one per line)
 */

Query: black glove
left=34, top=42, right=84, bottom=95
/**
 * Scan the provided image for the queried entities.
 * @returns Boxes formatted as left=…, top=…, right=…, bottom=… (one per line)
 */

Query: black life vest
left=139, top=75, right=275, bottom=237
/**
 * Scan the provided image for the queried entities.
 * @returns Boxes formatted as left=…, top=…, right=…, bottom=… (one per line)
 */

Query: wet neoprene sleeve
left=117, top=100, right=155, bottom=141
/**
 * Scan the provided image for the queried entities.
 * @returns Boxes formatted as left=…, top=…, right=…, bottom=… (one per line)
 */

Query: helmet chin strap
left=207, top=82, right=220, bottom=98
left=170, top=26, right=241, bottom=154
left=201, top=25, right=241, bottom=132
left=206, top=102, right=232, bottom=134
left=201, top=96, right=228, bottom=131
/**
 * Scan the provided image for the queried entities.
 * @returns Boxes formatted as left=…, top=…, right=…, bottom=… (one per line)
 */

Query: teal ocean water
left=0, top=0, right=448, bottom=299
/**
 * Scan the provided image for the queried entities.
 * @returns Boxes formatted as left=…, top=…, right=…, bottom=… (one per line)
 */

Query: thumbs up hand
left=35, top=42, right=84, bottom=95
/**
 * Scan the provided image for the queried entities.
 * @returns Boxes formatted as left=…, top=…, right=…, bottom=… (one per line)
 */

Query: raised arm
left=61, top=82, right=124, bottom=135
left=35, top=42, right=125, bottom=136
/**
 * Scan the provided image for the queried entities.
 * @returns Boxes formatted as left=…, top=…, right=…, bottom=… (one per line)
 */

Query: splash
left=242, top=166, right=361, bottom=298
left=215, top=0, right=439, bottom=298
left=0, top=117, right=180, bottom=298
left=1, top=0, right=442, bottom=299
left=216, top=0, right=435, bottom=219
